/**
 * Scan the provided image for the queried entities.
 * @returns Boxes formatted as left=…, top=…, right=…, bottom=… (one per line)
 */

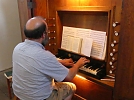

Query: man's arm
left=58, top=58, right=74, bottom=67
left=64, top=57, right=90, bottom=81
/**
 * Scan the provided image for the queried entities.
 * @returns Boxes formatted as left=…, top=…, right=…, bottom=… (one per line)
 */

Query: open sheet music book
left=66, top=36, right=82, bottom=53
left=61, top=26, right=107, bottom=60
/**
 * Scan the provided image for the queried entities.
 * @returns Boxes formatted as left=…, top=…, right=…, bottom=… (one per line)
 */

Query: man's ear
left=42, top=33, right=45, bottom=38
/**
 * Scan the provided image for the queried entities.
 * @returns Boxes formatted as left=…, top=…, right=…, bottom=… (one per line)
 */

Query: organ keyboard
left=56, top=48, right=106, bottom=79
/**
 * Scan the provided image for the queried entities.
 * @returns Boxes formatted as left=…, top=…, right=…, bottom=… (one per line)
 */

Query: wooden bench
left=12, top=95, right=20, bottom=100
left=4, top=70, right=12, bottom=99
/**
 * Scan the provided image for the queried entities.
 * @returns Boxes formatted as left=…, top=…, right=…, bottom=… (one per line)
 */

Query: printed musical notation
left=61, top=26, right=107, bottom=60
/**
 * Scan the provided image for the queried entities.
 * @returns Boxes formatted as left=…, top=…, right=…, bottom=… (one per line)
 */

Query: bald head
left=26, top=17, right=47, bottom=30
left=24, top=16, right=47, bottom=39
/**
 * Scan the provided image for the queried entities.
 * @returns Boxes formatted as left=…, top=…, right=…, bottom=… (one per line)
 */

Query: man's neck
left=28, top=38, right=42, bottom=44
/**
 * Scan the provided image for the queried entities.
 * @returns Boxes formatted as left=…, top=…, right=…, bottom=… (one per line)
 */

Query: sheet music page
left=71, top=37, right=82, bottom=53
left=61, top=26, right=106, bottom=60
left=61, top=26, right=76, bottom=50
left=101, top=36, right=107, bottom=60
left=62, top=26, right=76, bottom=36
left=89, top=30, right=106, bottom=59
left=66, top=36, right=74, bottom=51
left=81, top=38, right=93, bottom=57
left=61, top=33, right=68, bottom=50
left=75, top=28, right=90, bottom=38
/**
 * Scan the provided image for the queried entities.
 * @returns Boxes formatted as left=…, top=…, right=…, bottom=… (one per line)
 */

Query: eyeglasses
left=44, top=30, right=50, bottom=34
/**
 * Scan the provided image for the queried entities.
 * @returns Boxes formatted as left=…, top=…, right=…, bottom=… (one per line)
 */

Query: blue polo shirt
left=12, top=39, right=69, bottom=100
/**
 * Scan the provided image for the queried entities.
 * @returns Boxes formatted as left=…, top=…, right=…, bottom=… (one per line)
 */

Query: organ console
left=111, top=41, right=118, bottom=47
left=112, top=22, right=120, bottom=27
left=110, top=51, right=118, bottom=56
left=109, top=59, right=117, bottom=65
left=44, top=18, right=55, bottom=21
left=56, top=48, right=106, bottom=79
left=48, top=30, right=55, bottom=33
left=48, top=24, right=55, bottom=27
left=48, top=43, right=56, bottom=46
left=109, top=67, right=116, bottom=74
left=49, top=37, right=56, bottom=40
left=114, top=31, right=119, bottom=36
left=18, top=0, right=130, bottom=99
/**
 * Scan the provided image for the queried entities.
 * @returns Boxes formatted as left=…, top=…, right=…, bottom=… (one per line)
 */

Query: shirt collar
left=24, top=39, right=45, bottom=49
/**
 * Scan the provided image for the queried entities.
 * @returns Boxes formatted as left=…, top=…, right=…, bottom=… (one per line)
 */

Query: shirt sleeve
left=37, top=51, right=69, bottom=82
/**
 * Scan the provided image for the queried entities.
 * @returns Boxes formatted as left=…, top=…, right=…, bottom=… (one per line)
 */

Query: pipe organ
left=18, top=0, right=124, bottom=99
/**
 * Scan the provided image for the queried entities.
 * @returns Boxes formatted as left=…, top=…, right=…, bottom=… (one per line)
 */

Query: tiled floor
left=0, top=68, right=12, bottom=100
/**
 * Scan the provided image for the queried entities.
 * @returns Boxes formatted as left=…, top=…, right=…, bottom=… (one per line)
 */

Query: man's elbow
left=63, top=75, right=74, bottom=82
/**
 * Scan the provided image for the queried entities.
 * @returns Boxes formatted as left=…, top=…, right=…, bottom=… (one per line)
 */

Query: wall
left=0, top=0, right=22, bottom=71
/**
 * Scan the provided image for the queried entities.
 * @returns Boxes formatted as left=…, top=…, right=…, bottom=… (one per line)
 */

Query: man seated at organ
left=12, top=16, right=90, bottom=100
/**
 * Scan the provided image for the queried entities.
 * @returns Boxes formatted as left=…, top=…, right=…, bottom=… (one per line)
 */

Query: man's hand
left=75, top=57, right=90, bottom=68
left=58, top=58, right=74, bottom=67
left=64, top=57, right=90, bottom=81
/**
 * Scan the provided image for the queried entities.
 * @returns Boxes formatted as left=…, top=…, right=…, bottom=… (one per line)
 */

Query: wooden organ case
left=56, top=7, right=115, bottom=100
left=17, top=0, right=123, bottom=100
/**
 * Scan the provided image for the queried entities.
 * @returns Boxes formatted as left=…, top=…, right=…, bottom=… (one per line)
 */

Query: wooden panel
left=113, top=0, right=134, bottom=100
left=56, top=10, right=109, bottom=50
left=33, top=0, right=48, bottom=18
left=32, top=0, right=58, bottom=54
left=48, top=0, right=113, bottom=19
left=47, top=0, right=120, bottom=56
left=72, top=94, right=86, bottom=100
left=58, top=11, right=108, bottom=31
left=72, top=75, right=113, bottom=100
left=65, top=0, right=80, bottom=6
left=48, top=0, right=114, bottom=7
left=51, top=0, right=80, bottom=7
left=79, top=0, right=112, bottom=6
left=55, top=8, right=118, bottom=77
left=17, top=0, right=31, bottom=41
left=50, top=0, right=113, bottom=7
left=48, top=0, right=122, bottom=74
